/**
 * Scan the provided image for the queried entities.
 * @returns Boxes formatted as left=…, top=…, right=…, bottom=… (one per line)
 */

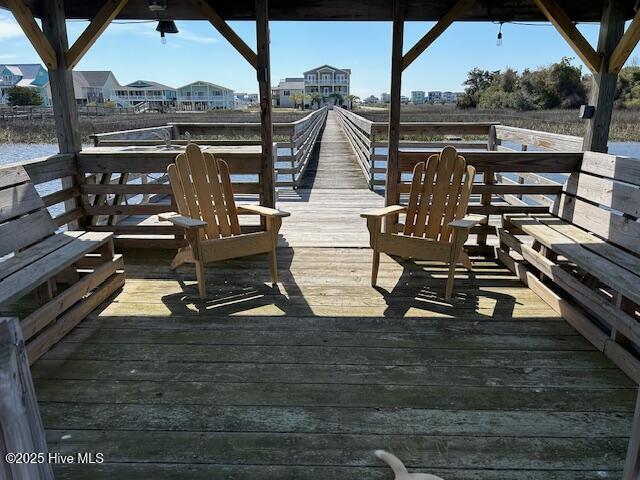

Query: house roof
left=177, top=81, right=233, bottom=92
left=126, top=80, right=175, bottom=90
left=274, top=78, right=305, bottom=90
left=303, top=65, right=351, bottom=75
left=76, top=71, right=120, bottom=88
left=0, top=64, right=42, bottom=78
left=1, top=0, right=633, bottom=21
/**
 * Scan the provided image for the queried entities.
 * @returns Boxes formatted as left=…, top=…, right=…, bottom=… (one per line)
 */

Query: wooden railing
left=13, top=153, right=83, bottom=231
left=334, top=107, right=498, bottom=188
left=90, top=106, right=327, bottom=188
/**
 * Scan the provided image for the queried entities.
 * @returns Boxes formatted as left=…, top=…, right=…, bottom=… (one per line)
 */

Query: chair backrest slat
left=167, top=144, right=241, bottom=240
left=203, top=151, right=232, bottom=237
left=404, top=146, right=474, bottom=242
left=411, top=154, right=439, bottom=237
left=0, top=166, right=55, bottom=257
left=217, top=158, right=241, bottom=235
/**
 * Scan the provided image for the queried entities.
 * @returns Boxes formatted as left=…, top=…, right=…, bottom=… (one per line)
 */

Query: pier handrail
left=89, top=107, right=328, bottom=189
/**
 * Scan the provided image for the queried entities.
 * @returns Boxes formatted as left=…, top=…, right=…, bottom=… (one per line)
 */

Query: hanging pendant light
left=496, top=22, right=504, bottom=46
left=156, top=20, right=179, bottom=44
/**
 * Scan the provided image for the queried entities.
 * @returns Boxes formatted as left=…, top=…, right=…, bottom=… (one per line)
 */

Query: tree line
left=457, top=57, right=640, bottom=111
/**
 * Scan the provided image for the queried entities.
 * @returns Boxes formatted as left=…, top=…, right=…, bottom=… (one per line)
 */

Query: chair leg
left=195, top=261, right=206, bottom=299
left=446, top=230, right=467, bottom=301
left=268, top=247, right=278, bottom=284
left=371, top=250, right=380, bottom=286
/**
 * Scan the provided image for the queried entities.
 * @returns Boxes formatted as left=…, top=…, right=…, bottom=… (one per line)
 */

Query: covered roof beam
left=532, top=0, right=602, bottom=74
left=191, top=0, right=258, bottom=69
left=65, top=0, right=129, bottom=69
left=4, top=0, right=57, bottom=69
left=402, top=0, right=475, bottom=71
left=609, top=7, right=640, bottom=73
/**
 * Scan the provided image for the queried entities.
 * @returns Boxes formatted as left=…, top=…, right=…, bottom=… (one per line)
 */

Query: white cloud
left=0, top=12, right=24, bottom=40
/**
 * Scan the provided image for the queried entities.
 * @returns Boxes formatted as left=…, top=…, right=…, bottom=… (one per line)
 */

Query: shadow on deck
left=31, top=247, right=635, bottom=479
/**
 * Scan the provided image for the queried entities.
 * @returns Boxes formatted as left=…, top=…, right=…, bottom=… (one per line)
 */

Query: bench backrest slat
left=554, top=152, right=640, bottom=257
left=0, top=166, right=56, bottom=258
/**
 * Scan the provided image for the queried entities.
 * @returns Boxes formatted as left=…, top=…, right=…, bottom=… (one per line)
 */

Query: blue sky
left=1, top=10, right=639, bottom=97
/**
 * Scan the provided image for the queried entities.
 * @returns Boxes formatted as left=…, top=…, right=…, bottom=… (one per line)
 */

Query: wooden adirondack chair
left=362, top=146, right=484, bottom=300
left=160, top=144, right=290, bottom=298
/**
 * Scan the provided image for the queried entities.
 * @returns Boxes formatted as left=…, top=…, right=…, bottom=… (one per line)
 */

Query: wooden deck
left=27, top=112, right=637, bottom=479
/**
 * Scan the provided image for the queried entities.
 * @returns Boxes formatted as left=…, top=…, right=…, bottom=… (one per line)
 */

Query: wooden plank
left=52, top=207, right=84, bottom=228
left=532, top=213, right=640, bottom=276
left=552, top=194, right=640, bottom=256
left=506, top=214, right=640, bottom=304
left=0, top=209, right=55, bottom=258
left=0, top=318, right=53, bottom=480
left=27, top=272, right=125, bottom=364
left=65, top=0, right=129, bottom=69
left=0, top=164, right=29, bottom=189
left=0, top=232, right=112, bottom=305
left=41, top=185, right=80, bottom=208
left=581, top=151, right=640, bottom=186
left=402, top=0, right=475, bottom=70
left=0, top=231, right=83, bottom=282
left=564, top=172, right=640, bottom=217
left=21, top=255, right=123, bottom=342
left=399, top=150, right=582, bottom=173
left=532, top=0, right=601, bottom=73
left=610, top=7, right=640, bottom=73
left=0, top=182, right=44, bottom=223
left=494, top=125, right=583, bottom=151
left=372, top=122, right=497, bottom=136
left=192, top=0, right=258, bottom=68
left=4, top=0, right=57, bottom=69
left=499, top=227, right=640, bottom=347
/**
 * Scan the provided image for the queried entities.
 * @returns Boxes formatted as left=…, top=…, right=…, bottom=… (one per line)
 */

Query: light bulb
left=496, top=32, right=502, bottom=46
left=161, top=33, right=167, bottom=44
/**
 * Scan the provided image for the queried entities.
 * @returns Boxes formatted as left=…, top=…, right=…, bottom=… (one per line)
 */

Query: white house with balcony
left=272, top=77, right=304, bottom=108
left=176, top=81, right=234, bottom=110
left=115, top=80, right=176, bottom=108
left=0, top=64, right=50, bottom=105
left=68, top=71, right=121, bottom=105
left=303, top=65, right=350, bottom=105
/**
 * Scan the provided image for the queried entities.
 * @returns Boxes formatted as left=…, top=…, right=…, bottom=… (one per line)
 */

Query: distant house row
left=0, top=64, right=240, bottom=110
left=365, top=91, right=463, bottom=105
left=272, top=65, right=351, bottom=108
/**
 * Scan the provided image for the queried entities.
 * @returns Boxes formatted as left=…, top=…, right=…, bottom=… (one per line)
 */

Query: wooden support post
left=256, top=0, right=275, bottom=210
left=583, top=0, right=625, bottom=153
left=623, top=388, right=640, bottom=480
left=385, top=0, right=405, bottom=232
left=42, top=0, right=82, bottom=153
left=0, top=318, right=54, bottom=480
left=4, top=0, right=57, bottom=69
left=42, top=0, right=84, bottom=229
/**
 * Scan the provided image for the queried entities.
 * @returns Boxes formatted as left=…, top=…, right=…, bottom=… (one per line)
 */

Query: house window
left=283, top=90, right=290, bottom=96
left=306, top=74, right=316, bottom=82
left=321, top=74, right=331, bottom=81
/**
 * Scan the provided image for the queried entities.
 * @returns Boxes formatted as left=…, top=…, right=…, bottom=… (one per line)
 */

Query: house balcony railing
left=305, top=79, right=349, bottom=85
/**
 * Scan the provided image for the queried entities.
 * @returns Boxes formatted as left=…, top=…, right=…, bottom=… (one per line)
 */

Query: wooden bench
left=498, top=151, right=640, bottom=383
left=0, top=165, right=124, bottom=364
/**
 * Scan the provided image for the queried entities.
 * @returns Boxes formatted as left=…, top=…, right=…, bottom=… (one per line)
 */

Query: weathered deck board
left=31, top=248, right=636, bottom=479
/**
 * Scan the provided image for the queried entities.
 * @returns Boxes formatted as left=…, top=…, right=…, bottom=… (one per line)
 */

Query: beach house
left=0, top=63, right=49, bottom=105
left=272, top=77, right=304, bottom=108
left=176, top=80, right=234, bottom=110
left=411, top=90, right=426, bottom=104
left=304, top=65, right=350, bottom=104
left=115, top=80, right=176, bottom=109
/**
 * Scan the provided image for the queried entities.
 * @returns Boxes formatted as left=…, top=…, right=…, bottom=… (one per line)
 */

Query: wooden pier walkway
left=279, top=110, right=382, bottom=247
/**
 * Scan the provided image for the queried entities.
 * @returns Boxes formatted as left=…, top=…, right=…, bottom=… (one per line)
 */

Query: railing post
left=623, top=388, right=640, bottom=480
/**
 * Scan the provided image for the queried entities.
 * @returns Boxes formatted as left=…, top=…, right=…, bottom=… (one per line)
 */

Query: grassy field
left=356, top=104, right=640, bottom=142
left=0, top=110, right=306, bottom=144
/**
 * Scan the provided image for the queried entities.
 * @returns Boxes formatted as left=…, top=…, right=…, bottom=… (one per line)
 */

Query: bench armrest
left=159, top=212, right=207, bottom=230
left=238, top=204, right=290, bottom=218
left=449, top=214, right=485, bottom=230
left=361, top=205, right=406, bottom=219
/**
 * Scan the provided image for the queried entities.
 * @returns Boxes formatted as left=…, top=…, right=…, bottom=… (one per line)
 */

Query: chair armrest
left=360, top=205, right=406, bottom=219
left=238, top=204, right=290, bottom=218
left=448, top=214, right=485, bottom=230
left=159, top=212, right=207, bottom=230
